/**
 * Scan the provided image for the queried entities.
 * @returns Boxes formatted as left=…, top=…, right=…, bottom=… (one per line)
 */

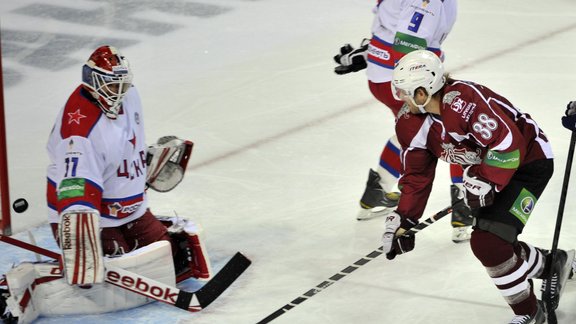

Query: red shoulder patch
left=60, top=86, right=103, bottom=139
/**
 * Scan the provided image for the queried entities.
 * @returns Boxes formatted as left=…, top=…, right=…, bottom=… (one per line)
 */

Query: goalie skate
left=541, top=249, right=575, bottom=311
left=357, top=169, right=399, bottom=221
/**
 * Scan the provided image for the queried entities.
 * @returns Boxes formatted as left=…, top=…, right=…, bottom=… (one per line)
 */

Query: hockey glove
left=382, top=212, right=418, bottom=260
left=463, top=166, right=495, bottom=209
left=146, top=136, right=193, bottom=192
left=333, top=38, right=370, bottom=75
left=561, top=101, right=576, bottom=131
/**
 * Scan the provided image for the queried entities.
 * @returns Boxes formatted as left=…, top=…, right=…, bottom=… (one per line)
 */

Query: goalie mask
left=146, top=136, right=194, bottom=192
left=82, top=46, right=133, bottom=119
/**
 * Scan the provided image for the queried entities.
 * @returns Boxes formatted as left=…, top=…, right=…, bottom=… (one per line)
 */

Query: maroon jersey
left=395, top=80, right=552, bottom=221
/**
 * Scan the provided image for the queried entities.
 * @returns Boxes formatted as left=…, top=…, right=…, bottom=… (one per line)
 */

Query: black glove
left=386, top=233, right=416, bottom=260
left=561, top=101, right=576, bottom=131
left=333, top=38, right=370, bottom=75
left=382, top=213, right=418, bottom=260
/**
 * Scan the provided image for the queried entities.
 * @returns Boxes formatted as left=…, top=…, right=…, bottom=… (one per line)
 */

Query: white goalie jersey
left=46, top=85, right=149, bottom=228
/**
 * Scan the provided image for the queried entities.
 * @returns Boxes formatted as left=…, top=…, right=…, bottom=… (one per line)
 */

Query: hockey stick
left=256, top=202, right=457, bottom=324
left=544, top=130, right=576, bottom=324
left=0, top=233, right=251, bottom=311
left=105, top=252, right=251, bottom=311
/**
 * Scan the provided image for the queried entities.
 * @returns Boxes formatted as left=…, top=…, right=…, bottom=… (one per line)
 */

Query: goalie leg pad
left=59, top=211, right=105, bottom=285
left=3, top=241, right=175, bottom=318
left=4, top=263, right=41, bottom=323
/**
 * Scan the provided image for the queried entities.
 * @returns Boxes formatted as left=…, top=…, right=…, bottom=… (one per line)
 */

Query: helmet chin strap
left=408, top=95, right=431, bottom=114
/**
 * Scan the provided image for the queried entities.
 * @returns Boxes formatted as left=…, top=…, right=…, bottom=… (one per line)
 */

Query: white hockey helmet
left=391, top=50, right=446, bottom=113
left=82, top=46, right=133, bottom=119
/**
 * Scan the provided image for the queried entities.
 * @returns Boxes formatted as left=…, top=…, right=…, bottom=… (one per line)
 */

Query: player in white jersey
left=45, top=46, right=211, bottom=285
left=334, top=0, right=472, bottom=242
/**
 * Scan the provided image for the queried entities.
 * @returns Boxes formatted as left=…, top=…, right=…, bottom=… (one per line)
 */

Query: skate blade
left=356, top=207, right=394, bottom=221
left=451, top=227, right=471, bottom=244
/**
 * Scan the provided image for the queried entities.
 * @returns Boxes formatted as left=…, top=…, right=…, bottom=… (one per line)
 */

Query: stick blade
left=196, top=252, right=251, bottom=308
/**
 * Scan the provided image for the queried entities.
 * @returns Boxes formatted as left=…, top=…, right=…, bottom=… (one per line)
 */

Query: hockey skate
left=450, top=184, right=474, bottom=243
left=541, top=249, right=575, bottom=311
left=357, top=169, right=399, bottom=221
left=508, top=300, right=545, bottom=324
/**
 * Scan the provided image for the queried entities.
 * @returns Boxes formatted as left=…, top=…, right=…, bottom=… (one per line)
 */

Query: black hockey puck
left=12, top=198, right=28, bottom=213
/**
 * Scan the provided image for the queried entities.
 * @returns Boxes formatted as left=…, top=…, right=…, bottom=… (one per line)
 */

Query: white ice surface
left=1, top=0, right=576, bottom=323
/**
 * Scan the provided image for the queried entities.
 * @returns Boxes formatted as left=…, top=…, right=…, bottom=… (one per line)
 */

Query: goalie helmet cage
left=0, top=27, right=12, bottom=236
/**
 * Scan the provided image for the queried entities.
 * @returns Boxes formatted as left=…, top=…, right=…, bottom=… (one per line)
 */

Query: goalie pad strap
left=59, top=211, right=104, bottom=285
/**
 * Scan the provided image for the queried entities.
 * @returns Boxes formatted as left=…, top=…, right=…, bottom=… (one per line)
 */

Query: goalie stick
left=544, top=131, right=576, bottom=324
left=256, top=202, right=457, bottom=324
left=0, top=233, right=251, bottom=312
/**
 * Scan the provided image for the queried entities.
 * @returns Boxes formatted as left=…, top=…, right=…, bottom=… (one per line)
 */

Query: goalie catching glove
left=333, top=38, right=370, bottom=75
left=463, top=166, right=495, bottom=209
left=146, top=136, right=193, bottom=192
left=381, top=212, right=417, bottom=260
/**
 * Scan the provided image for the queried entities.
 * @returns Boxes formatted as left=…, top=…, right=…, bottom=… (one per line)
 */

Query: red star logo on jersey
left=129, top=131, right=136, bottom=147
left=67, top=109, right=87, bottom=125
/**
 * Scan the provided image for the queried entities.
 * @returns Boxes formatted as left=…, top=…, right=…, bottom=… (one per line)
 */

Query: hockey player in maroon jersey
left=381, top=50, right=574, bottom=324
left=333, top=0, right=472, bottom=243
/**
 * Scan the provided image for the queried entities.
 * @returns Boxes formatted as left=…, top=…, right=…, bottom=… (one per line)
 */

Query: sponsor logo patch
left=393, top=32, right=427, bottom=54
left=58, top=178, right=86, bottom=200
left=367, top=44, right=390, bottom=61
left=484, top=150, right=520, bottom=169
left=107, top=201, right=143, bottom=217
left=509, top=188, right=537, bottom=225
left=450, top=97, right=465, bottom=113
